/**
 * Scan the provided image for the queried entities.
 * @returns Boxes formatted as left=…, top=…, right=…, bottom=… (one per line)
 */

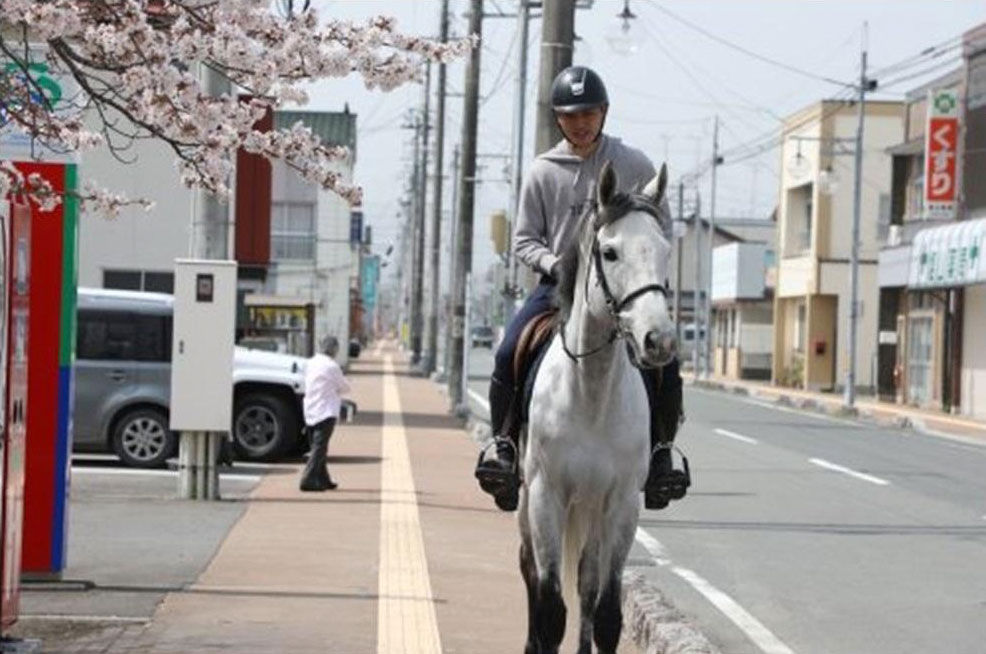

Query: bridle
left=561, top=204, right=671, bottom=363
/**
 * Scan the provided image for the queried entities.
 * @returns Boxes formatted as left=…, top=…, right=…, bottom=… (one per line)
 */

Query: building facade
left=711, top=241, right=775, bottom=380
left=877, top=24, right=986, bottom=419
left=773, top=100, right=905, bottom=391
left=78, top=108, right=358, bottom=362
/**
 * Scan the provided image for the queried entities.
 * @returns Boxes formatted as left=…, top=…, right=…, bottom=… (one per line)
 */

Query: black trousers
left=300, top=417, right=337, bottom=489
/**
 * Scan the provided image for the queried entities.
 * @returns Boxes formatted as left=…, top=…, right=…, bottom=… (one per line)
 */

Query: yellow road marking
left=377, top=356, right=443, bottom=654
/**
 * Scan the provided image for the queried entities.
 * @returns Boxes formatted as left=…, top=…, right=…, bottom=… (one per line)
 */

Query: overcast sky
left=304, top=0, right=984, bottom=286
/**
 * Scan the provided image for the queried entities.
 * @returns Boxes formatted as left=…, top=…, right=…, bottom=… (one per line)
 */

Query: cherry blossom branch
left=0, top=0, right=475, bottom=214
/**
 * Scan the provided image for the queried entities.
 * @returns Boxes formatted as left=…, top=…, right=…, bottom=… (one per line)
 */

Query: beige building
left=773, top=100, right=905, bottom=391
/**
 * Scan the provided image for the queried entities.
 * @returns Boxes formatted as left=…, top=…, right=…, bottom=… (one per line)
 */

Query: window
left=78, top=311, right=137, bottom=361
left=103, top=270, right=141, bottom=291
left=78, top=311, right=171, bottom=362
left=104, top=269, right=174, bottom=293
left=795, top=303, right=807, bottom=352
left=144, top=272, right=174, bottom=293
left=134, top=315, right=171, bottom=362
left=271, top=202, right=316, bottom=261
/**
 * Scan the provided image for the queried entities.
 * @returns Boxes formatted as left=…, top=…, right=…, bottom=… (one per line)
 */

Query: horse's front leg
left=528, top=474, right=566, bottom=654
left=518, top=492, right=539, bottom=654
left=576, top=534, right=602, bottom=654
left=594, top=494, right=639, bottom=654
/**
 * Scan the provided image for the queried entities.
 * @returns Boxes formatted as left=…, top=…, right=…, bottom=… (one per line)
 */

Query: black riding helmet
left=551, top=66, right=609, bottom=143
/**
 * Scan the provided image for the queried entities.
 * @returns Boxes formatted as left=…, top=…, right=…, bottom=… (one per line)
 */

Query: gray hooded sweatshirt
left=514, top=134, right=664, bottom=277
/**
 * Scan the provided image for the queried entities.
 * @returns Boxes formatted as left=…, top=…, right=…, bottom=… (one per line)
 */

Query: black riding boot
left=475, top=376, right=521, bottom=511
left=644, top=359, right=691, bottom=510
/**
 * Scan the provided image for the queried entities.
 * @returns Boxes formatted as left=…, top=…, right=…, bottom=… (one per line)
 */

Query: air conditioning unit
left=887, top=224, right=902, bottom=247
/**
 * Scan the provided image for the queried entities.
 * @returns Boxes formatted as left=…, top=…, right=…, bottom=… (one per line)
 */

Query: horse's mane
left=553, top=191, right=663, bottom=323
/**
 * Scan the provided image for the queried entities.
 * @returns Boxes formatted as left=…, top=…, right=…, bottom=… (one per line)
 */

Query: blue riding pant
left=493, top=280, right=557, bottom=387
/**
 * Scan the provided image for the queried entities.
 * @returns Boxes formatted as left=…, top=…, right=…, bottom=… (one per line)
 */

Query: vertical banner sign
left=924, top=89, right=959, bottom=220
left=361, top=255, right=380, bottom=311
left=350, top=209, right=364, bottom=247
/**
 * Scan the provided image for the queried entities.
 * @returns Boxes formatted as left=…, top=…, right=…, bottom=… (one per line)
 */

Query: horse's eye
left=602, top=247, right=618, bottom=262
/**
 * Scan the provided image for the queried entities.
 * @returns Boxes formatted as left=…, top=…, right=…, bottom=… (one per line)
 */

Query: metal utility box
left=169, top=260, right=236, bottom=432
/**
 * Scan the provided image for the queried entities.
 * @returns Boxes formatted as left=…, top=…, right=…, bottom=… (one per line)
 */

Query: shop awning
left=885, top=137, right=924, bottom=157
left=908, top=217, right=986, bottom=289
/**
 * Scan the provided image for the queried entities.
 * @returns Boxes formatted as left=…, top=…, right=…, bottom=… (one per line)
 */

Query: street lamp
left=606, top=0, right=640, bottom=56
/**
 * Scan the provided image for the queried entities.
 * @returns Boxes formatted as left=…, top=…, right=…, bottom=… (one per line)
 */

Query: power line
left=878, top=57, right=963, bottom=92
left=642, top=0, right=854, bottom=89
left=870, top=38, right=961, bottom=78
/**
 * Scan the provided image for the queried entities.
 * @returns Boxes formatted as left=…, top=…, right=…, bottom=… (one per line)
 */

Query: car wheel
left=232, top=393, right=299, bottom=461
left=111, top=407, right=176, bottom=468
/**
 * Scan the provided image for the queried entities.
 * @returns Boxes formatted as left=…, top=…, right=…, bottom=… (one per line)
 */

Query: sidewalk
left=17, top=344, right=686, bottom=654
left=694, top=373, right=986, bottom=443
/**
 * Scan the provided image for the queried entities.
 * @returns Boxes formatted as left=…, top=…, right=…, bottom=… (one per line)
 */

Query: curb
left=622, top=572, right=719, bottom=654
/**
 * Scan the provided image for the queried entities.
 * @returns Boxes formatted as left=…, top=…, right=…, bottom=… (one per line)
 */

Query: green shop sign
left=909, top=218, right=986, bottom=289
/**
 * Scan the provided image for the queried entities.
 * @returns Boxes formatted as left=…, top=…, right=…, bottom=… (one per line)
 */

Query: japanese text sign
left=924, top=89, right=959, bottom=220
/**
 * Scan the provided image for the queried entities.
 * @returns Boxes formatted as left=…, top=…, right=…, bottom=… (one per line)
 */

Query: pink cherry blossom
left=0, top=0, right=475, bottom=215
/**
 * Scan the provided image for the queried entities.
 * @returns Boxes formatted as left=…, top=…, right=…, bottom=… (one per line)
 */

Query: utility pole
left=704, top=115, right=720, bottom=379
left=424, top=0, right=450, bottom=376
left=443, top=144, right=461, bottom=379
left=411, top=65, right=432, bottom=366
left=449, top=0, right=483, bottom=412
left=534, top=0, right=575, bottom=155
left=675, top=180, right=684, bottom=346
left=845, top=25, right=869, bottom=410
left=692, top=192, right=702, bottom=380
left=504, top=0, right=531, bottom=325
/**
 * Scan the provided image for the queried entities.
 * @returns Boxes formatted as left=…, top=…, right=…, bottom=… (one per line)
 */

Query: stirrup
left=475, top=437, right=521, bottom=511
left=644, top=443, right=691, bottom=509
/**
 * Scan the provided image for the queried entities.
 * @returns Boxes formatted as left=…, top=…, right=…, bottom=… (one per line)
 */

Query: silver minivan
left=74, top=288, right=307, bottom=467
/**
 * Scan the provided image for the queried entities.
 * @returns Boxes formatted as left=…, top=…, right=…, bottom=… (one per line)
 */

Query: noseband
left=561, top=209, right=671, bottom=363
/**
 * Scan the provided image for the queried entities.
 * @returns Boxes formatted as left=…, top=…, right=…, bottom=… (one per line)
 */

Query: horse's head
left=590, top=161, right=677, bottom=368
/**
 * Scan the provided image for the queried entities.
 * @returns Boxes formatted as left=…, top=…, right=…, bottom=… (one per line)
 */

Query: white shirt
left=303, top=353, right=351, bottom=426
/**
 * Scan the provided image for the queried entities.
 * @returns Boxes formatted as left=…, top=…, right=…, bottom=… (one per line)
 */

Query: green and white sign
left=909, top=217, right=986, bottom=289
left=1, top=46, right=80, bottom=163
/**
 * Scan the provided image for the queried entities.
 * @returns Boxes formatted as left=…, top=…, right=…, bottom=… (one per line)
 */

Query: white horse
left=518, top=161, right=676, bottom=654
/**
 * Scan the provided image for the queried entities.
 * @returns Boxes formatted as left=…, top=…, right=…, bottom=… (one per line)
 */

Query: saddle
left=509, top=309, right=557, bottom=427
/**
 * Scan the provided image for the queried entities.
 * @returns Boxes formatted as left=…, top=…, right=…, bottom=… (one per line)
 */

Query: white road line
left=72, top=454, right=119, bottom=462
left=635, top=527, right=795, bottom=654
left=467, top=388, right=490, bottom=412
left=377, top=356, right=442, bottom=654
left=715, top=428, right=758, bottom=445
left=71, top=467, right=260, bottom=482
left=808, top=458, right=889, bottom=486
left=672, top=567, right=796, bottom=654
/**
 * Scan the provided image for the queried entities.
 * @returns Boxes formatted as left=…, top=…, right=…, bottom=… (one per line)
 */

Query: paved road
left=463, top=348, right=986, bottom=654
left=636, top=387, right=986, bottom=654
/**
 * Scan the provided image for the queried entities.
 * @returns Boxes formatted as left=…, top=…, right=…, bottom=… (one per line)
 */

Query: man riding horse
left=475, top=65, right=689, bottom=512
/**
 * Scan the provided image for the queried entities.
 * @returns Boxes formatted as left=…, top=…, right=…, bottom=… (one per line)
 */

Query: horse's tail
left=561, top=501, right=590, bottom=611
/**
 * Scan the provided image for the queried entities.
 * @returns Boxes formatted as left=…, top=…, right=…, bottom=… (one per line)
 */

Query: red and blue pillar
left=17, top=161, right=78, bottom=577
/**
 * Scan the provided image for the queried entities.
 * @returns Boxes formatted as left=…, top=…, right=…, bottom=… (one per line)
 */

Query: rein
left=560, top=211, right=670, bottom=363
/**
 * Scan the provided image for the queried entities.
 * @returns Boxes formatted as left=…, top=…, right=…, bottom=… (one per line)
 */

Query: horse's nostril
left=644, top=331, right=660, bottom=351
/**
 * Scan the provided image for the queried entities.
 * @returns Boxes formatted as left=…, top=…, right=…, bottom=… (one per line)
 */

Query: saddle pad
left=512, top=310, right=556, bottom=382
left=520, top=336, right=552, bottom=424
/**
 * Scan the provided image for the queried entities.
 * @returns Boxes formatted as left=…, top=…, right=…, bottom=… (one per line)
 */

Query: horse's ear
left=642, top=163, right=668, bottom=206
left=597, top=160, right=617, bottom=208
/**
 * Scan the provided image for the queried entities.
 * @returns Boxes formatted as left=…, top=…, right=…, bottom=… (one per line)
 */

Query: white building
left=77, top=108, right=358, bottom=363
left=773, top=100, right=905, bottom=392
